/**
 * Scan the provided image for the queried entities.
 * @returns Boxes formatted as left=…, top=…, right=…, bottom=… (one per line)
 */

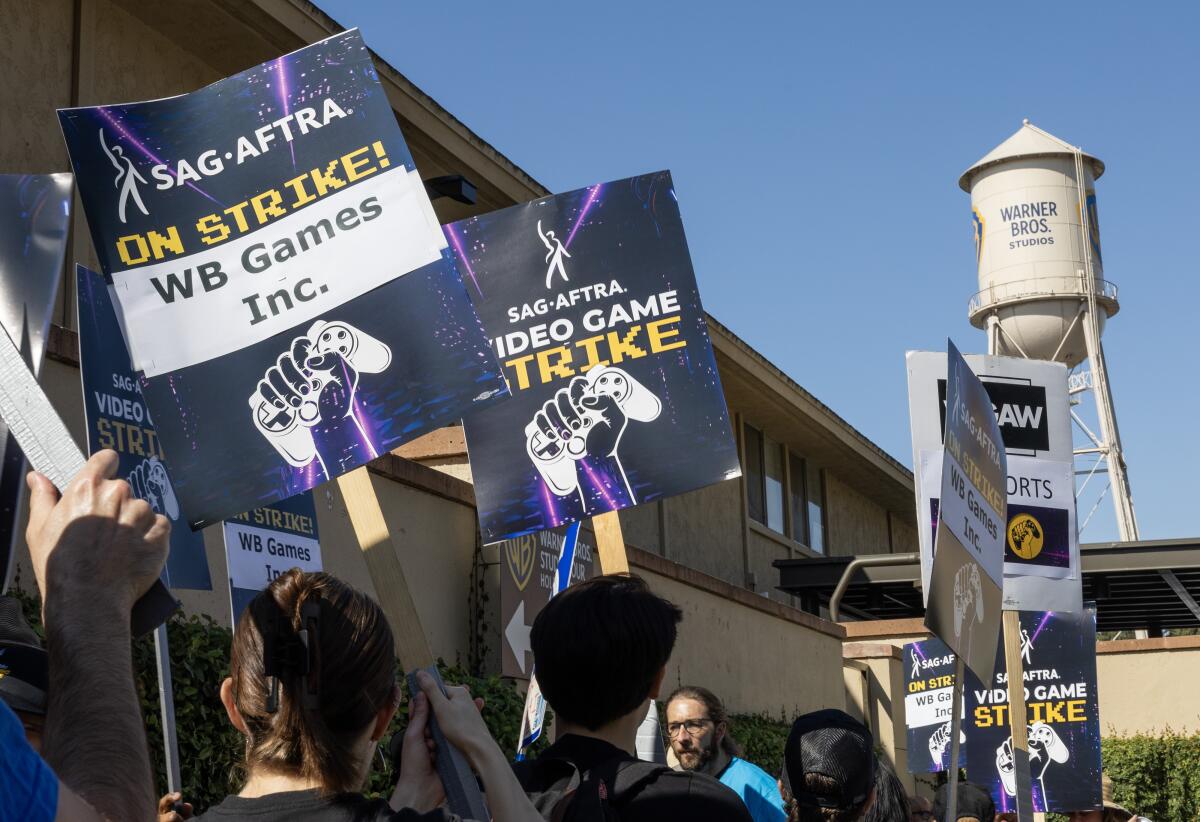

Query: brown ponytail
left=230, top=569, right=395, bottom=794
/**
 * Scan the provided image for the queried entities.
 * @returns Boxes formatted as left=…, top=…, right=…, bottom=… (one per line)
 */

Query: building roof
left=775, top=538, right=1200, bottom=633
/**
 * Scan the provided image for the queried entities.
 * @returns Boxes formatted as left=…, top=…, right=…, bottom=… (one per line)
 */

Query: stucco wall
left=1096, top=637, right=1200, bottom=736
left=635, top=551, right=846, bottom=718
left=825, top=471, right=891, bottom=556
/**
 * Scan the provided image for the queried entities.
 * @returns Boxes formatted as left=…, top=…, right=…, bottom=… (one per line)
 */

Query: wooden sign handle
left=337, top=466, right=435, bottom=670
left=1002, top=609, right=1036, bottom=821
left=592, top=510, right=630, bottom=573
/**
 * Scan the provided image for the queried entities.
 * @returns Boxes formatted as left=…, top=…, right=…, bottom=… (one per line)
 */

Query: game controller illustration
left=928, top=720, right=965, bottom=766
left=249, top=320, right=392, bottom=474
left=127, top=456, right=179, bottom=521
left=996, top=722, right=1068, bottom=797
left=525, top=365, right=662, bottom=507
left=953, top=563, right=984, bottom=639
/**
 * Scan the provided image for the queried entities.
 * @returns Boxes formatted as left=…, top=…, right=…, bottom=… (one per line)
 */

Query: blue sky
left=318, top=1, right=1197, bottom=542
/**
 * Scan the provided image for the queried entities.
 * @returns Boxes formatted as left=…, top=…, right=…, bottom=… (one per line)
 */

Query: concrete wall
left=633, top=549, right=846, bottom=718
left=825, top=471, right=891, bottom=556
left=1096, top=636, right=1200, bottom=736
left=843, top=642, right=914, bottom=792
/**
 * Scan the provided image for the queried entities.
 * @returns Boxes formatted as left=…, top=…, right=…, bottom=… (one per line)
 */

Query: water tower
left=959, top=120, right=1137, bottom=541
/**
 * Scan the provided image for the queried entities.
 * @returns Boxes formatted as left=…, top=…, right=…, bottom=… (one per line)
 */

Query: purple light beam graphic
left=564, top=184, right=603, bottom=249
left=445, top=224, right=483, bottom=299
left=274, top=57, right=297, bottom=169
left=1029, top=611, right=1055, bottom=645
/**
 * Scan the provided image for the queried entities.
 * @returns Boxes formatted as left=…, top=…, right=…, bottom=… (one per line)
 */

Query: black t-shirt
left=194, top=790, right=461, bottom=822
left=520, top=734, right=754, bottom=822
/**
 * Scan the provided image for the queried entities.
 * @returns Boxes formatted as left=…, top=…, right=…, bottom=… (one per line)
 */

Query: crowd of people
left=0, top=451, right=1154, bottom=821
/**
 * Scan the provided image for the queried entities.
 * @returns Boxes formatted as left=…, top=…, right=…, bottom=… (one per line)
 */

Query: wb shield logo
left=99, top=129, right=149, bottom=224
left=505, top=534, right=536, bottom=592
left=1007, top=513, right=1044, bottom=560
left=971, top=207, right=985, bottom=268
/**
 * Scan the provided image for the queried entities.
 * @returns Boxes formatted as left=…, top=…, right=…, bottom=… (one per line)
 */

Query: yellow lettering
left=647, top=316, right=686, bottom=353
left=116, top=235, right=150, bottom=266
left=341, top=146, right=377, bottom=182
left=196, top=213, right=230, bottom=246
left=537, top=346, right=575, bottom=384
left=606, top=326, right=647, bottom=364
left=251, top=189, right=288, bottom=225
left=504, top=355, right=535, bottom=391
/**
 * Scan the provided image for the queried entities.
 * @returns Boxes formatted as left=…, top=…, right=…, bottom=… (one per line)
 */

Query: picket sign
left=592, top=511, right=631, bottom=574
left=1002, top=611, right=1036, bottom=821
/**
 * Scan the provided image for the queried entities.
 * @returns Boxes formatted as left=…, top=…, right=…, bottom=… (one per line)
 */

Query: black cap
left=782, top=709, right=876, bottom=811
left=933, top=780, right=995, bottom=822
left=0, top=596, right=48, bottom=715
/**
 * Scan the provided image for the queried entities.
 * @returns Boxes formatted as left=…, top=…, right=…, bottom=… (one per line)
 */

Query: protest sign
left=0, top=174, right=72, bottom=590
left=924, top=342, right=1005, bottom=682
left=906, top=352, right=1080, bottom=612
left=500, top=524, right=596, bottom=679
left=60, top=30, right=507, bottom=528
left=964, top=608, right=1102, bottom=814
left=223, top=491, right=321, bottom=625
left=454, top=171, right=741, bottom=542
left=902, top=637, right=966, bottom=773
left=77, top=265, right=211, bottom=589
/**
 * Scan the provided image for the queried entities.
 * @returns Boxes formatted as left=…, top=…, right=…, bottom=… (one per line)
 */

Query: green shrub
left=8, top=588, right=544, bottom=813
left=1101, top=729, right=1200, bottom=821
left=728, top=713, right=791, bottom=778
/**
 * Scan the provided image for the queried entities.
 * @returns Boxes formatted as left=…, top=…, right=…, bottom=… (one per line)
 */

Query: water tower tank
left=960, top=121, right=1119, bottom=366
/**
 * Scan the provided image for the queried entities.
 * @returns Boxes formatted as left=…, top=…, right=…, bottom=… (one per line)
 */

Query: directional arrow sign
left=505, top=600, right=532, bottom=675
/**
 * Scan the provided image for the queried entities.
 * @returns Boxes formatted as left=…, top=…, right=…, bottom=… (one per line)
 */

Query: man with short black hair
left=515, top=574, right=752, bottom=821
left=778, top=709, right=876, bottom=822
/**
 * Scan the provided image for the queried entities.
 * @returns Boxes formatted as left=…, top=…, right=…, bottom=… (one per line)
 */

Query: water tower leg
left=1080, top=304, right=1139, bottom=542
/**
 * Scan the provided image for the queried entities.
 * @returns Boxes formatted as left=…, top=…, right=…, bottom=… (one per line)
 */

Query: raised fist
left=250, top=320, right=391, bottom=469
left=525, top=366, right=661, bottom=499
left=953, top=563, right=984, bottom=639
left=927, top=719, right=964, bottom=766
left=1028, top=721, right=1068, bottom=779
left=996, top=737, right=1017, bottom=796
left=128, top=456, right=179, bottom=520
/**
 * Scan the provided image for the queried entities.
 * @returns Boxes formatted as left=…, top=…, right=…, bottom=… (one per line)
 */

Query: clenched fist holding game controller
left=249, top=320, right=392, bottom=477
left=525, top=365, right=661, bottom=507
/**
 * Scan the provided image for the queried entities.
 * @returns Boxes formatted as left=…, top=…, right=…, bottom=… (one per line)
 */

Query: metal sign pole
left=153, top=623, right=181, bottom=794
left=945, top=656, right=965, bottom=822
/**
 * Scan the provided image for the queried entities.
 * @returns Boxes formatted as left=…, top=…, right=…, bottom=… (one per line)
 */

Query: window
left=744, top=422, right=824, bottom=551
left=789, top=453, right=808, bottom=544
left=764, top=434, right=786, bottom=534
left=808, top=462, right=825, bottom=554
left=744, top=424, right=764, bottom=524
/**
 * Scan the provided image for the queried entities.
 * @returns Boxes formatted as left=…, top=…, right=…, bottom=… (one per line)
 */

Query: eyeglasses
left=666, top=719, right=712, bottom=738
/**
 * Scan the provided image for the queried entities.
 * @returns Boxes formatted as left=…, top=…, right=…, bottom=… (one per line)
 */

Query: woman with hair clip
left=194, top=569, right=543, bottom=821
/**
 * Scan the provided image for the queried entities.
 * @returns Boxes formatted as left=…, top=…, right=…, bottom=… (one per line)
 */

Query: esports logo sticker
left=457, top=171, right=741, bottom=542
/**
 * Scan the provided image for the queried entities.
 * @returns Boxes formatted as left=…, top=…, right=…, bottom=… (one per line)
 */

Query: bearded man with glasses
left=666, top=686, right=786, bottom=822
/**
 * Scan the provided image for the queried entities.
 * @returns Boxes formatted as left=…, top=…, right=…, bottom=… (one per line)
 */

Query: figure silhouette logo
left=1007, top=512, right=1044, bottom=560
left=505, top=534, right=537, bottom=592
left=98, top=129, right=150, bottom=224
left=537, top=219, right=571, bottom=288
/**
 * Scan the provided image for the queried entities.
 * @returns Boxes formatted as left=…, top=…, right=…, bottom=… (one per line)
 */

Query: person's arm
left=26, top=450, right=171, bottom=822
left=415, top=672, right=543, bottom=822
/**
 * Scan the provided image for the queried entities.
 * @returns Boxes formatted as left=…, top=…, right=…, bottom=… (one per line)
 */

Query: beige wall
left=825, top=471, right=891, bottom=556
left=635, top=552, right=846, bottom=718
left=843, top=643, right=914, bottom=792
left=1096, top=637, right=1200, bottom=736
